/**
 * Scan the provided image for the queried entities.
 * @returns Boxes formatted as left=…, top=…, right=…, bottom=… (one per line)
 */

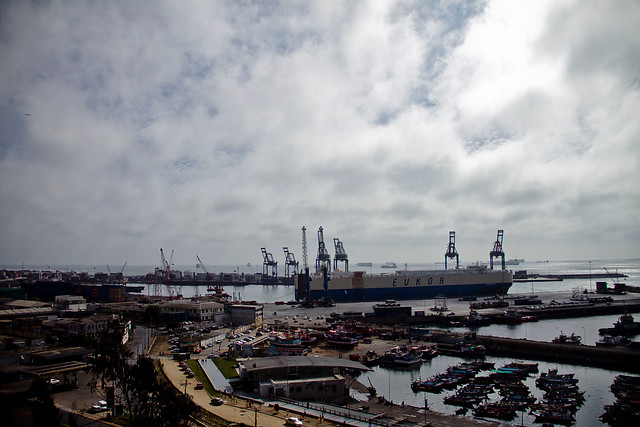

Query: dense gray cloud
left=0, top=0, right=638, bottom=267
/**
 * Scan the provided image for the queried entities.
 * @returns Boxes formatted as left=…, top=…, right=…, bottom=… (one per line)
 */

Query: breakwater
left=356, top=299, right=640, bottom=326
left=477, top=335, right=640, bottom=374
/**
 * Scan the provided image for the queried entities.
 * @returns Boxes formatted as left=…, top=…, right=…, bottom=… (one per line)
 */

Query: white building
left=55, top=295, right=87, bottom=312
left=161, top=299, right=225, bottom=322
left=229, top=304, right=264, bottom=327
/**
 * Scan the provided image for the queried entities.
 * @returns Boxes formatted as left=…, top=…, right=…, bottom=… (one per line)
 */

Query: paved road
left=160, top=356, right=325, bottom=427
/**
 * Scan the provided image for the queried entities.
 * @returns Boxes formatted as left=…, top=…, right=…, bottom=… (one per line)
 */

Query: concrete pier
left=476, top=335, right=640, bottom=373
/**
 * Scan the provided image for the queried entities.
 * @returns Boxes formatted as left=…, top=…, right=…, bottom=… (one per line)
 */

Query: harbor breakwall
left=477, top=335, right=640, bottom=374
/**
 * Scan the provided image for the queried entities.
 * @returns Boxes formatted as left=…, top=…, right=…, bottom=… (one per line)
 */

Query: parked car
left=195, top=382, right=204, bottom=390
left=286, top=417, right=303, bottom=426
left=210, top=397, right=223, bottom=406
left=47, top=378, right=60, bottom=385
left=89, top=400, right=108, bottom=413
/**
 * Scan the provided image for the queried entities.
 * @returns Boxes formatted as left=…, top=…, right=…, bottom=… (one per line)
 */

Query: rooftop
left=238, top=356, right=371, bottom=373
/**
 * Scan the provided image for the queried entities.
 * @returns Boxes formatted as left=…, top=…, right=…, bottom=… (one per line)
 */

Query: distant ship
left=356, top=262, right=373, bottom=267
left=381, top=261, right=397, bottom=268
left=505, top=258, right=525, bottom=266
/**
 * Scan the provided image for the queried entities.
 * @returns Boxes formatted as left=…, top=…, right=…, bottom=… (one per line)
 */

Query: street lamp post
left=424, top=398, right=428, bottom=426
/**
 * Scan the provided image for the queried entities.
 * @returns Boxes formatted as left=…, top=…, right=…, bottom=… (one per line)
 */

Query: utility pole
left=424, top=398, right=428, bottom=426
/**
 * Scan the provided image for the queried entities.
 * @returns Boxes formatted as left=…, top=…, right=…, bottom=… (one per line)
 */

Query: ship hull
left=301, top=269, right=512, bottom=302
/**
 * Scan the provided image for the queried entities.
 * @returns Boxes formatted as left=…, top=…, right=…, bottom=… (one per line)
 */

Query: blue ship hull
left=307, top=282, right=511, bottom=302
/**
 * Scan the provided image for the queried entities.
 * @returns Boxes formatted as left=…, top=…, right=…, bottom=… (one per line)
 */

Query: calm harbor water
left=359, top=355, right=618, bottom=426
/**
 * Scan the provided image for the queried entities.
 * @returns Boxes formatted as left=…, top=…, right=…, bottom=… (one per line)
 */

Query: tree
left=87, top=327, right=136, bottom=413
left=88, top=326, right=198, bottom=426
left=30, top=377, right=62, bottom=427
left=143, top=304, right=162, bottom=325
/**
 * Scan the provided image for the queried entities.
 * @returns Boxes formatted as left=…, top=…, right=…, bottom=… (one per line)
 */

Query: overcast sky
left=1, top=0, right=639, bottom=268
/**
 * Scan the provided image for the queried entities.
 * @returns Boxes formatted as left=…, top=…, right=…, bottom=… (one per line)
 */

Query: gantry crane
left=283, top=247, right=299, bottom=276
left=316, top=226, right=331, bottom=273
left=301, top=226, right=308, bottom=271
left=489, top=230, right=506, bottom=270
left=445, top=231, right=459, bottom=269
left=333, top=238, right=348, bottom=272
left=261, top=247, right=278, bottom=277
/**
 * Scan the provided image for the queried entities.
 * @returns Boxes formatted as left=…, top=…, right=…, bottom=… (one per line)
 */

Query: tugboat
left=599, top=313, right=640, bottom=336
left=496, top=307, right=523, bottom=324
left=464, top=309, right=490, bottom=327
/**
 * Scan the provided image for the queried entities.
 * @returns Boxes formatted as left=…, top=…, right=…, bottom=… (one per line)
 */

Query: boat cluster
left=350, top=344, right=439, bottom=369
left=411, top=362, right=586, bottom=424
left=410, top=360, right=495, bottom=393
left=601, top=374, right=640, bottom=425
left=530, top=368, right=584, bottom=425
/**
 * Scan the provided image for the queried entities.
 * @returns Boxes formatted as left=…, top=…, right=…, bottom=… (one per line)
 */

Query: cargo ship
left=296, top=264, right=512, bottom=302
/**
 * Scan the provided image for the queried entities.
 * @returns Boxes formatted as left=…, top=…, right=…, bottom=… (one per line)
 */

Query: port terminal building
left=237, top=356, right=370, bottom=404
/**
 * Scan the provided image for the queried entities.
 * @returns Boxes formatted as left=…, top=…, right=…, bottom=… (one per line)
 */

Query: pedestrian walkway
left=269, top=399, right=385, bottom=427
left=198, top=358, right=234, bottom=393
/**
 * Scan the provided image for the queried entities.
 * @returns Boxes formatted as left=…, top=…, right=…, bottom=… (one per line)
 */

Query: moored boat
left=324, top=329, right=358, bottom=347
left=473, top=402, right=516, bottom=420
left=599, top=313, right=640, bottom=336
left=361, top=350, right=380, bottom=366
left=552, top=332, right=582, bottom=345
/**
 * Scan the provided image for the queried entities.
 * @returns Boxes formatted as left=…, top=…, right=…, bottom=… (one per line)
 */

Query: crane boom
left=196, top=255, right=208, bottom=274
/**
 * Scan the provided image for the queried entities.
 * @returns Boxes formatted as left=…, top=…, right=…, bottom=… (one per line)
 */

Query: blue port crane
left=445, top=231, right=459, bottom=269
left=261, top=247, right=278, bottom=278
left=316, top=226, right=331, bottom=273
left=283, top=247, right=299, bottom=276
left=333, top=238, right=348, bottom=272
left=489, top=230, right=506, bottom=270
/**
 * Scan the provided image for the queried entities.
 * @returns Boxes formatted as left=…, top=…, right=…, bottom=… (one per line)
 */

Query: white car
left=89, top=400, right=108, bottom=413
left=286, top=417, right=303, bottom=426
left=47, top=378, right=60, bottom=385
